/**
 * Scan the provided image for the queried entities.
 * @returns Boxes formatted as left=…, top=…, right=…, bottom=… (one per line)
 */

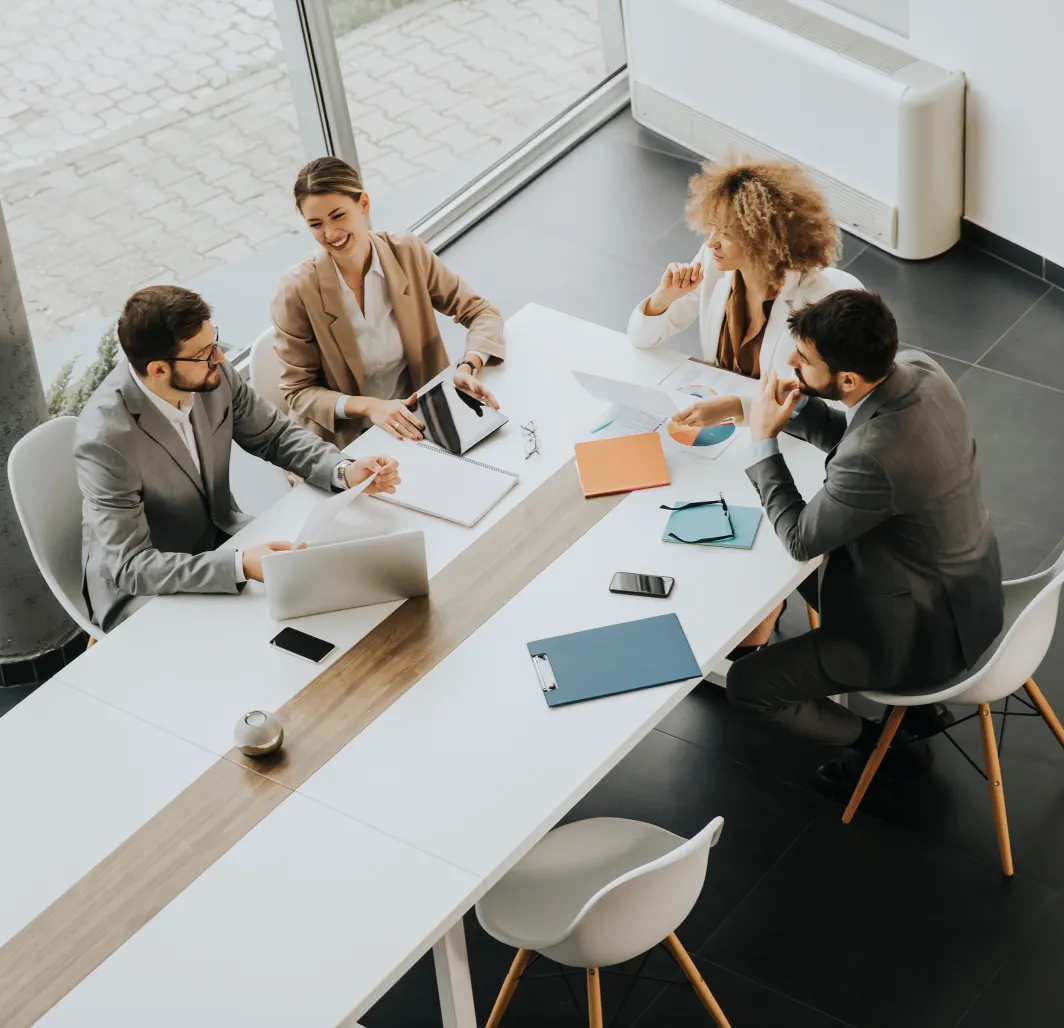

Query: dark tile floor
left=360, top=111, right=1064, bottom=1028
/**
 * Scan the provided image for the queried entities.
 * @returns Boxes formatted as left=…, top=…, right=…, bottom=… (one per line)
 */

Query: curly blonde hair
left=684, top=158, right=841, bottom=289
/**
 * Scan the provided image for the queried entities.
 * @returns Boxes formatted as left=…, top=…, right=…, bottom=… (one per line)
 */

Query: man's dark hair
left=787, top=290, right=898, bottom=381
left=117, top=285, right=212, bottom=375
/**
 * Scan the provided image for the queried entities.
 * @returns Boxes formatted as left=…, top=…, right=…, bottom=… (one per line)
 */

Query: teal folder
left=527, top=614, right=701, bottom=708
left=662, top=502, right=764, bottom=550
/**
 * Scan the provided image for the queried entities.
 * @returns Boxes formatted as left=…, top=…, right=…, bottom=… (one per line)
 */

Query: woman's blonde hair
left=293, top=156, right=364, bottom=210
left=684, top=158, right=840, bottom=288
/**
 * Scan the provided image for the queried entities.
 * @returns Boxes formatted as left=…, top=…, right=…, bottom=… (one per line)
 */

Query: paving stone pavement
left=0, top=0, right=605, bottom=348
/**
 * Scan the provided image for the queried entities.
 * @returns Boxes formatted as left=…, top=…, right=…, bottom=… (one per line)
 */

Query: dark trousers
left=725, top=575, right=866, bottom=747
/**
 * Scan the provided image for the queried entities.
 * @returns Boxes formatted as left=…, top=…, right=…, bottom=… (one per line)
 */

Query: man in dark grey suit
left=727, top=290, right=1003, bottom=783
left=76, top=285, right=399, bottom=631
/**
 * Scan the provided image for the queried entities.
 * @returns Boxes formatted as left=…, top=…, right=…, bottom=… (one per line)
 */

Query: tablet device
left=413, top=380, right=508, bottom=455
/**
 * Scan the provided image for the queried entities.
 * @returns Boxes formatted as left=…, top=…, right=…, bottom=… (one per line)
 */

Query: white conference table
left=5, top=305, right=826, bottom=1026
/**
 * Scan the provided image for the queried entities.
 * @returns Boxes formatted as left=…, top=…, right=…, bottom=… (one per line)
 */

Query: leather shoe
left=903, top=702, right=955, bottom=739
left=813, top=741, right=933, bottom=800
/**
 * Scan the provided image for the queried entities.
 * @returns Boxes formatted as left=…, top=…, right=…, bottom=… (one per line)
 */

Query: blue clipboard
left=527, top=614, right=702, bottom=708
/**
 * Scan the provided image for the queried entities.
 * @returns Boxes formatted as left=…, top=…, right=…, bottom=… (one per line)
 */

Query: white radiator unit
left=623, top=0, right=965, bottom=259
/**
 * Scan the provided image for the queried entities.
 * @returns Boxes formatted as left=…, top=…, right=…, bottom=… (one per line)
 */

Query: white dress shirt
left=128, top=365, right=246, bottom=583
left=332, top=244, right=488, bottom=420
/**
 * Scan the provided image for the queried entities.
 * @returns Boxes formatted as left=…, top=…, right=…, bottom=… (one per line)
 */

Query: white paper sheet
left=585, top=404, right=667, bottom=441
left=657, top=359, right=759, bottom=399
left=294, top=470, right=378, bottom=545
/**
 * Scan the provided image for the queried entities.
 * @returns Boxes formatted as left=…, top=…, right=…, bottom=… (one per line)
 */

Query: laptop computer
left=261, top=530, right=429, bottom=621
left=413, top=379, right=508, bottom=455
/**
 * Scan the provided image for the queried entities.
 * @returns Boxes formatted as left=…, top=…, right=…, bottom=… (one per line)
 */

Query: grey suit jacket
left=746, top=352, right=1004, bottom=692
left=75, top=361, right=348, bottom=631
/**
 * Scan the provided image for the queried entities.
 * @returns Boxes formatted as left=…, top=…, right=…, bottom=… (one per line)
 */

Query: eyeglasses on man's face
left=168, top=329, right=224, bottom=370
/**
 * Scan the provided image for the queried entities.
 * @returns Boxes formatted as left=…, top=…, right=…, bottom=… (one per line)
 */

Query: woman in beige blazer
left=271, top=157, right=505, bottom=448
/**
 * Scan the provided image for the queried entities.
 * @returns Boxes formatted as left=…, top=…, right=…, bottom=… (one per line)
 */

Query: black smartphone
left=269, top=627, right=336, bottom=664
left=609, top=572, right=675, bottom=598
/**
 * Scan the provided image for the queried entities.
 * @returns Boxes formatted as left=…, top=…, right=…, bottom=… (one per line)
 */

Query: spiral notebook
left=369, top=441, right=518, bottom=526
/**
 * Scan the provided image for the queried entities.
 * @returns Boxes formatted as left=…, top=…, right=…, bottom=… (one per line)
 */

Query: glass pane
left=0, top=0, right=307, bottom=391
left=329, top=0, right=620, bottom=226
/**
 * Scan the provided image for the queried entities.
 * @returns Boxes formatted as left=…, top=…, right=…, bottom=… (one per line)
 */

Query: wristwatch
left=333, top=459, right=354, bottom=491
left=456, top=359, right=478, bottom=376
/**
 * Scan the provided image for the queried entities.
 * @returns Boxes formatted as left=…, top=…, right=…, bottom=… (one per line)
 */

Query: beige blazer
left=271, top=231, right=505, bottom=448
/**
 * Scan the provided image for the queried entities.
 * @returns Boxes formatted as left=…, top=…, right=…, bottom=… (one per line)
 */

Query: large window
left=328, top=0, right=623, bottom=223
left=0, top=0, right=625, bottom=398
left=0, top=0, right=308, bottom=391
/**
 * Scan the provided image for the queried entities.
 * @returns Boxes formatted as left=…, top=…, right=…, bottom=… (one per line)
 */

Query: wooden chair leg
left=842, top=706, right=906, bottom=823
left=662, top=933, right=731, bottom=1028
left=1023, top=678, right=1064, bottom=751
left=806, top=604, right=820, bottom=630
left=485, top=948, right=531, bottom=1028
left=586, top=967, right=603, bottom=1028
left=978, top=703, right=1014, bottom=877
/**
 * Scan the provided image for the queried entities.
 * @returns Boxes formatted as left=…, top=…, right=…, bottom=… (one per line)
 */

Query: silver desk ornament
left=234, top=710, right=284, bottom=757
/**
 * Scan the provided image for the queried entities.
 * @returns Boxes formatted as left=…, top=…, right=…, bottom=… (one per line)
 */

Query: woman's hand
left=363, top=394, right=424, bottom=441
left=645, top=262, right=704, bottom=316
left=344, top=455, right=400, bottom=494
left=453, top=369, right=499, bottom=410
left=671, top=394, right=742, bottom=429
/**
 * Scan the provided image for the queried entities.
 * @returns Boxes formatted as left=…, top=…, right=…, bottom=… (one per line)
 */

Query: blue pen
left=590, top=419, right=614, bottom=434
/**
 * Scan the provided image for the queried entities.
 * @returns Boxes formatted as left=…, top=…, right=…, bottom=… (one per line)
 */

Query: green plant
left=47, top=323, right=120, bottom=418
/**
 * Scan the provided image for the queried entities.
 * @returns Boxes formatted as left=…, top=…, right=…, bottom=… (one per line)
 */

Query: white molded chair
left=475, top=816, right=729, bottom=1028
left=249, top=327, right=287, bottom=412
left=8, top=416, right=99, bottom=641
left=843, top=555, right=1064, bottom=876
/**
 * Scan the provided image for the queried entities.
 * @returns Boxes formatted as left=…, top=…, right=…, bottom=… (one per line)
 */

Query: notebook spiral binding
left=416, top=441, right=518, bottom=478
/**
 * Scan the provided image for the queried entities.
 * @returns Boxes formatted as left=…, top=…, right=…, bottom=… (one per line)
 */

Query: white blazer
left=628, top=243, right=863, bottom=418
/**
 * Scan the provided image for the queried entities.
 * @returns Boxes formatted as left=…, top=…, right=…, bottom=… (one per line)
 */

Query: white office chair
left=8, top=416, right=99, bottom=642
left=249, top=327, right=288, bottom=413
left=475, top=815, right=730, bottom=1028
left=843, top=554, right=1064, bottom=876
left=247, top=326, right=304, bottom=494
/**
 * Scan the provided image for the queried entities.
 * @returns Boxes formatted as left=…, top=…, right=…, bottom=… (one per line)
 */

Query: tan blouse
left=715, top=271, right=777, bottom=378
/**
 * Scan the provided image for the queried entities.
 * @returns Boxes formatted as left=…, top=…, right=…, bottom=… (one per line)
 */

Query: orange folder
left=574, top=432, right=671, bottom=498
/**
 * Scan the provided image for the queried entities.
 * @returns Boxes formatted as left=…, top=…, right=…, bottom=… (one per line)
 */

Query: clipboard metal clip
left=531, top=653, right=558, bottom=692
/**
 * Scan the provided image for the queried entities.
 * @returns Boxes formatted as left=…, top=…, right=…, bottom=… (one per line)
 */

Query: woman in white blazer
left=629, top=158, right=862, bottom=428
left=629, top=158, right=862, bottom=658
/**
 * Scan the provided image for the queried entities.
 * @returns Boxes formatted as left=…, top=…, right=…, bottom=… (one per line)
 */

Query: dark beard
left=795, top=367, right=842, bottom=402
left=170, top=366, right=222, bottom=393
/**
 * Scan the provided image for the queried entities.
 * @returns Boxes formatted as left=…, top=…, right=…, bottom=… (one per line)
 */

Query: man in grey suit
left=76, top=285, right=400, bottom=631
left=726, top=290, right=1003, bottom=786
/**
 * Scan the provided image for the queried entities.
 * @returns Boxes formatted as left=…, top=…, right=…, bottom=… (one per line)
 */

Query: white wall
left=800, top=0, right=1063, bottom=262
left=907, top=0, right=1064, bottom=264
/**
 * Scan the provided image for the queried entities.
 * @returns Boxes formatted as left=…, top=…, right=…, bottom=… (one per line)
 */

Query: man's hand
left=453, top=369, right=499, bottom=411
left=670, top=394, right=742, bottom=429
left=242, top=541, right=304, bottom=583
left=774, top=377, right=801, bottom=405
left=344, top=455, right=400, bottom=494
left=645, top=262, right=704, bottom=316
left=749, top=371, right=802, bottom=442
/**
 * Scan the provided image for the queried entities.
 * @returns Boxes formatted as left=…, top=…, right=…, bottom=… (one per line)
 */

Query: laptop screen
left=413, top=380, right=508, bottom=455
